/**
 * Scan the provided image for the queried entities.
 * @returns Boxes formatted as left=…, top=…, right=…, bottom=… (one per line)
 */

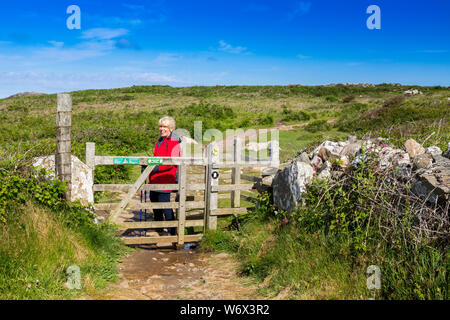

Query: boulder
left=318, top=147, right=329, bottom=161
left=378, top=147, right=410, bottom=168
left=340, top=142, right=362, bottom=158
left=317, top=161, right=332, bottom=180
left=261, top=175, right=274, bottom=187
left=413, top=153, right=450, bottom=202
left=261, top=166, right=279, bottom=177
left=272, top=161, right=314, bottom=213
left=403, top=89, right=422, bottom=96
left=413, top=154, right=432, bottom=170
left=296, top=152, right=310, bottom=164
left=411, top=180, right=439, bottom=204
left=425, top=146, right=442, bottom=156
left=32, top=155, right=94, bottom=205
left=443, top=142, right=450, bottom=159
left=310, top=155, right=323, bottom=171
left=404, top=139, right=425, bottom=158
left=310, top=141, right=343, bottom=159
left=432, top=154, right=450, bottom=166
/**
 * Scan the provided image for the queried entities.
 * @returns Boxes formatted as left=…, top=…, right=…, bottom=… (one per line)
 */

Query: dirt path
left=83, top=247, right=263, bottom=300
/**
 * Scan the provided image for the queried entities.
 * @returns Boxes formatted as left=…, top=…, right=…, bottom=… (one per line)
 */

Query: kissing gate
left=86, top=137, right=279, bottom=248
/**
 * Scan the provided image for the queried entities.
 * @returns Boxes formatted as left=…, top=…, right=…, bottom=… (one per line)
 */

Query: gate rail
left=86, top=136, right=279, bottom=247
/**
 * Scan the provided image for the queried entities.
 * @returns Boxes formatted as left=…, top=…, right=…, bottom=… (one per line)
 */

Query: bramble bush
left=235, top=147, right=448, bottom=299
left=0, top=148, right=95, bottom=227
left=289, top=150, right=447, bottom=298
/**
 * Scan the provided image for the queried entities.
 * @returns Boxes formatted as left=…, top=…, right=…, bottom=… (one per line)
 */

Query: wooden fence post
left=56, top=93, right=72, bottom=201
left=86, top=142, right=95, bottom=170
left=86, top=142, right=95, bottom=204
left=231, top=137, right=242, bottom=208
left=177, top=163, right=187, bottom=246
left=177, top=139, right=187, bottom=246
left=204, top=142, right=219, bottom=230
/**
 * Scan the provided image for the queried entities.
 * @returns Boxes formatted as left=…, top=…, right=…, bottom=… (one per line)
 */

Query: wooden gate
left=86, top=136, right=279, bottom=247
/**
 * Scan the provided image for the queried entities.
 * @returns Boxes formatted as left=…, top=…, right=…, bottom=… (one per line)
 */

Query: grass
left=0, top=201, right=130, bottom=299
left=201, top=219, right=371, bottom=299
left=1, top=84, right=448, bottom=167
left=1, top=83, right=448, bottom=300
left=278, top=127, right=348, bottom=162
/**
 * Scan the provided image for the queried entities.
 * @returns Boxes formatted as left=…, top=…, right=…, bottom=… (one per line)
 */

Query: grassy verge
left=0, top=202, right=129, bottom=299
left=0, top=151, right=130, bottom=299
left=203, top=194, right=448, bottom=300
left=202, top=213, right=372, bottom=299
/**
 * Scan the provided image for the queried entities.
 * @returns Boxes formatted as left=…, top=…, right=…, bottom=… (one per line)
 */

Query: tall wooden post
left=86, top=142, right=95, bottom=170
left=231, top=137, right=242, bottom=208
left=204, top=142, right=219, bottom=231
left=86, top=142, right=95, bottom=204
left=56, top=93, right=72, bottom=201
left=177, top=139, right=187, bottom=246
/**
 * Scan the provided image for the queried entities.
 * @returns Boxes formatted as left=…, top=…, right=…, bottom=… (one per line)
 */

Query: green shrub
left=256, top=115, right=274, bottom=126
left=281, top=106, right=311, bottom=122
left=343, top=95, right=355, bottom=103
left=325, top=96, right=338, bottom=102
left=304, top=119, right=330, bottom=133
left=383, top=95, right=405, bottom=108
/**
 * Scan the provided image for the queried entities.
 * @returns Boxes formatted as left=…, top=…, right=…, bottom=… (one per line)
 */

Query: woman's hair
left=158, top=116, right=176, bottom=131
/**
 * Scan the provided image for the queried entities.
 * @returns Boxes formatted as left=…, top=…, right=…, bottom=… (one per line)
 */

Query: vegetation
left=0, top=148, right=129, bottom=299
left=202, top=155, right=448, bottom=299
left=0, top=83, right=448, bottom=299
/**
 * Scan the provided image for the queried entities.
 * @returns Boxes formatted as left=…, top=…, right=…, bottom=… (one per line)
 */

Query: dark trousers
left=150, top=191, right=176, bottom=235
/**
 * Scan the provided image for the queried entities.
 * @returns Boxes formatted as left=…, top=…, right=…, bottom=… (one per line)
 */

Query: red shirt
left=149, top=135, right=181, bottom=186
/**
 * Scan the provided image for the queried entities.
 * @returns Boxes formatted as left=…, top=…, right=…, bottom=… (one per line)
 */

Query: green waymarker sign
left=148, top=158, right=163, bottom=165
left=113, top=157, right=140, bottom=165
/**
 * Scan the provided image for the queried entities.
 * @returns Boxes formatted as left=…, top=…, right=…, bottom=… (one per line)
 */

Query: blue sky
left=0, top=0, right=449, bottom=98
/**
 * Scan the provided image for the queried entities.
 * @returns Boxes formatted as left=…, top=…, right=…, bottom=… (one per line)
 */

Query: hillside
left=0, top=84, right=448, bottom=164
left=0, top=84, right=449, bottom=300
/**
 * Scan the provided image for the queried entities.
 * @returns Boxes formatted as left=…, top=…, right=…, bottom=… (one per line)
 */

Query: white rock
left=317, top=161, right=332, bottom=180
left=32, top=155, right=94, bottom=205
left=403, top=89, right=422, bottom=96
left=310, top=155, right=323, bottom=170
left=310, top=141, right=343, bottom=158
left=272, top=161, right=314, bottom=213
left=379, top=148, right=410, bottom=168
left=425, top=146, right=442, bottom=156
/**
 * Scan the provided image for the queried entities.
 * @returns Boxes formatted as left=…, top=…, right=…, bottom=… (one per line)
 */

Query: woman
left=149, top=116, right=181, bottom=236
